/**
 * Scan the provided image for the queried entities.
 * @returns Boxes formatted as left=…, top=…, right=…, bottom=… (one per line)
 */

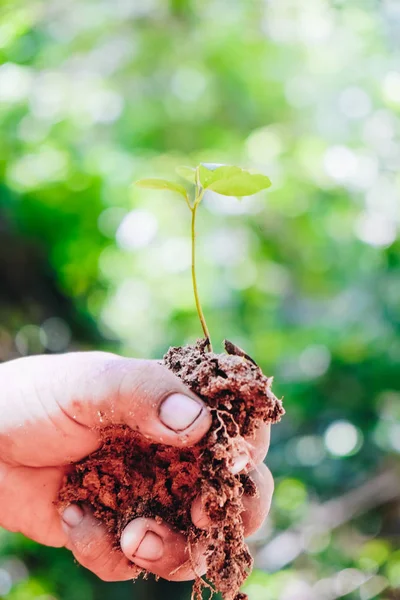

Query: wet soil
left=59, top=339, right=284, bottom=600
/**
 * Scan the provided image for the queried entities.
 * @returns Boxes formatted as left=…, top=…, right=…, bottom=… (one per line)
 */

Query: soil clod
left=59, top=340, right=284, bottom=600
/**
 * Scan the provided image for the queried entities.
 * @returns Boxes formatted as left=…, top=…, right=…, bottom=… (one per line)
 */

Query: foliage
left=136, top=162, right=271, bottom=348
left=0, top=1, right=399, bottom=599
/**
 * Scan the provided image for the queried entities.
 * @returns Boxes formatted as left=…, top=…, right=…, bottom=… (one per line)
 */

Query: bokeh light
left=324, top=421, right=363, bottom=457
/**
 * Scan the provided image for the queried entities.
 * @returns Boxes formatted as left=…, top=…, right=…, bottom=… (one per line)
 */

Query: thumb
left=61, top=352, right=211, bottom=441
left=0, top=351, right=211, bottom=467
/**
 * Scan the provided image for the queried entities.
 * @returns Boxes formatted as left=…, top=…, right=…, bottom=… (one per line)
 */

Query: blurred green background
left=0, top=0, right=399, bottom=599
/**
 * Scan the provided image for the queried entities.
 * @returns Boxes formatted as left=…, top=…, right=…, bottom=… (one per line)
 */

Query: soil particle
left=59, top=339, right=284, bottom=600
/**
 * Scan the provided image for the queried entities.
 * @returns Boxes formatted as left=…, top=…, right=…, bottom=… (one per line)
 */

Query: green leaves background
left=0, top=1, right=399, bottom=600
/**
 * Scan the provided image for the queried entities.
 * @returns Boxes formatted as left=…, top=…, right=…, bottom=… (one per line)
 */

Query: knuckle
left=77, top=539, right=105, bottom=563
left=259, top=463, right=274, bottom=495
left=247, top=424, right=270, bottom=465
left=72, top=530, right=111, bottom=566
left=266, top=466, right=274, bottom=492
left=117, top=359, right=172, bottom=405
left=95, top=556, right=124, bottom=582
left=86, top=548, right=115, bottom=573
left=248, top=445, right=264, bottom=466
left=135, top=360, right=175, bottom=398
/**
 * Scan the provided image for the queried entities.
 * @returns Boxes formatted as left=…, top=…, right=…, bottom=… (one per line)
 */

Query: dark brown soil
left=59, top=340, right=284, bottom=600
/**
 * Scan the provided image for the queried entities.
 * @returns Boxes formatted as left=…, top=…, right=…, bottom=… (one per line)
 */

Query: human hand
left=0, top=351, right=273, bottom=581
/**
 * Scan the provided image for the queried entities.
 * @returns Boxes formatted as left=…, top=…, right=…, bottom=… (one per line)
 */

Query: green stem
left=191, top=199, right=213, bottom=352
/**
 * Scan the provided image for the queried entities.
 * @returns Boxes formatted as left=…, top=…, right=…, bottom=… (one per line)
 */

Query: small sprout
left=175, top=166, right=196, bottom=183
left=136, top=178, right=189, bottom=202
left=198, top=164, right=242, bottom=189
left=198, top=164, right=271, bottom=196
left=135, top=163, right=272, bottom=351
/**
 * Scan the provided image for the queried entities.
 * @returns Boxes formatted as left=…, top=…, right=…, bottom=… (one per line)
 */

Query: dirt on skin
left=59, top=339, right=285, bottom=600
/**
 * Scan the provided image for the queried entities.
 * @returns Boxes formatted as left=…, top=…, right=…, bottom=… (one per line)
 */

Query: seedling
left=136, top=163, right=271, bottom=352
left=61, top=166, right=283, bottom=600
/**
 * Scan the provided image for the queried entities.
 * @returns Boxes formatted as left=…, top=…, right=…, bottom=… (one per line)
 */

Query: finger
left=62, top=505, right=140, bottom=582
left=67, top=356, right=211, bottom=444
left=241, top=463, right=274, bottom=536
left=0, top=462, right=65, bottom=547
left=224, top=423, right=271, bottom=476
left=0, top=352, right=211, bottom=466
left=121, top=517, right=206, bottom=581
left=245, top=422, right=271, bottom=467
left=191, top=463, right=274, bottom=537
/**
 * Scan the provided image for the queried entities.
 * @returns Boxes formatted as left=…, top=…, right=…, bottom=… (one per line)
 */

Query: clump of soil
left=59, top=339, right=284, bottom=600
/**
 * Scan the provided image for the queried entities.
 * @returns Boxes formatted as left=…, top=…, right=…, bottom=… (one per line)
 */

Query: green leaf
left=208, top=171, right=272, bottom=196
left=135, top=178, right=188, bottom=199
left=198, top=164, right=242, bottom=188
left=200, top=162, right=225, bottom=171
left=176, top=166, right=196, bottom=183
left=198, top=164, right=217, bottom=187
left=197, top=164, right=271, bottom=196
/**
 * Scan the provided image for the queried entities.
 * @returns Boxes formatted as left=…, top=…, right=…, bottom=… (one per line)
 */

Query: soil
left=59, top=339, right=284, bottom=600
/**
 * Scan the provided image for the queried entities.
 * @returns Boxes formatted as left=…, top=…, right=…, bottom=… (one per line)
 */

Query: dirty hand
left=0, top=351, right=273, bottom=581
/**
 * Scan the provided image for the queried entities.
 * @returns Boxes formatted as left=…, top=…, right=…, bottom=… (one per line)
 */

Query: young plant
left=62, top=165, right=281, bottom=600
left=136, top=163, right=272, bottom=352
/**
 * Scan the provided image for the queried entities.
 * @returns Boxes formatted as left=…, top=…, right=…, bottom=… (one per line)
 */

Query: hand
left=0, top=351, right=273, bottom=581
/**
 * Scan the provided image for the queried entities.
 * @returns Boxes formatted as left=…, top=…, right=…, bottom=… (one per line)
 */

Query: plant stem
left=191, top=199, right=213, bottom=352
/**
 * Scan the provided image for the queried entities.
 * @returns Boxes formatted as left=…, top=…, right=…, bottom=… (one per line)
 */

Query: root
left=188, top=537, right=216, bottom=600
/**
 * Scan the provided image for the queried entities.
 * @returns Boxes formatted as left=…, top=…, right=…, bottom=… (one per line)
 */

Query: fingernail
left=134, top=531, right=164, bottom=561
left=61, top=505, right=84, bottom=528
left=231, top=453, right=249, bottom=475
left=159, top=393, right=203, bottom=432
